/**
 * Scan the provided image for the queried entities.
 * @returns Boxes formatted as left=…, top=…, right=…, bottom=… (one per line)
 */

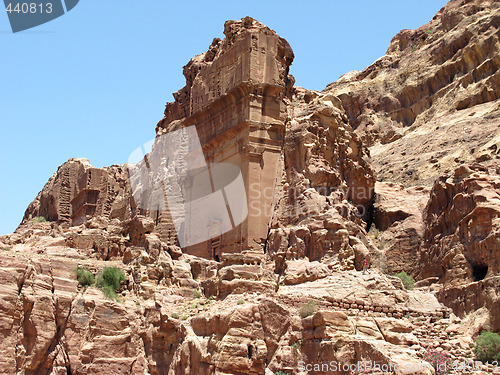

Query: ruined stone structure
left=71, top=169, right=105, bottom=226
left=21, top=159, right=132, bottom=228
left=155, top=17, right=295, bottom=259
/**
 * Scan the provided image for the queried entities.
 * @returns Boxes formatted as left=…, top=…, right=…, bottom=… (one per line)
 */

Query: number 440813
left=5, top=3, right=53, bottom=14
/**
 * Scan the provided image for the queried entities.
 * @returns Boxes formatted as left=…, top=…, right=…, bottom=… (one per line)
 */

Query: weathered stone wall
left=418, top=164, right=500, bottom=284
left=21, top=158, right=133, bottom=229
left=266, top=89, right=377, bottom=270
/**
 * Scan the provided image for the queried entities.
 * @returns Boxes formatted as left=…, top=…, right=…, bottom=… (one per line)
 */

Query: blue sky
left=0, top=0, right=448, bottom=235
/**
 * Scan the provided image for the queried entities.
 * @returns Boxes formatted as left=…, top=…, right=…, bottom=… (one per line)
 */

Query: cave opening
left=247, top=344, right=253, bottom=359
left=472, top=264, right=488, bottom=281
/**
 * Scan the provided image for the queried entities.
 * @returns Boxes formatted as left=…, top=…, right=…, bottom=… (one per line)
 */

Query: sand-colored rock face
left=157, top=17, right=294, bottom=131
left=415, top=164, right=500, bottom=331
left=0, top=239, right=463, bottom=375
left=151, top=17, right=296, bottom=258
left=419, top=164, right=500, bottom=284
left=3, top=3, right=500, bottom=374
left=327, top=0, right=500, bottom=185
left=371, top=182, right=430, bottom=275
left=266, top=89, right=377, bottom=273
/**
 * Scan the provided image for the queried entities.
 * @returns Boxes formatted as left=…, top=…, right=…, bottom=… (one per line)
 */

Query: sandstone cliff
left=1, top=2, right=500, bottom=374
left=326, top=0, right=500, bottom=186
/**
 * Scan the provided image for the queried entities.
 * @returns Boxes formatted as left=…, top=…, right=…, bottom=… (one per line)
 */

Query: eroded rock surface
left=414, top=164, right=500, bottom=332
left=326, top=0, right=500, bottom=185
left=21, top=158, right=133, bottom=228
left=371, top=182, right=430, bottom=275
left=266, top=89, right=378, bottom=275
left=2, top=4, right=500, bottom=374
left=0, top=237, right=470, bottom=375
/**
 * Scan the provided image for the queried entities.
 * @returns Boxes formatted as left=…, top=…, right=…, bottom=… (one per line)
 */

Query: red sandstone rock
left=266, top=90, right=378, bottom=272
left=326, top=0, right=500, bottom=185
left=419, top=164, right=500, bottom=284
left=371, top=182, right=430, bottom=274
left=2, top=5, right=499, bottom=374
left=415, top=164, right=500, bottom=331
left=21, top=158, right=133, bottom=228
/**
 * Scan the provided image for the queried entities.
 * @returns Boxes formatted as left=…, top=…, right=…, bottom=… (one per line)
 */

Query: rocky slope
left=325, top=0, right=500, bottom=340
left=0, top=230, right=470, bottom=375
left=326, top=0, right=500, bottom=186
left=1, top=1, right=500, bottom=374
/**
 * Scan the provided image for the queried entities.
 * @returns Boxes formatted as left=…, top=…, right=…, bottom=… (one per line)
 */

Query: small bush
left=171, top=313, right=179, bottom=319
left=100, top=284, right=118, bottom=300
left=474, top=331, right=500, bottom=364
left=290, top=341, right=300, bottom=350
left=193, top=289, right=202, bottom=298
left=75, top=267, right=94, bottom=287
left=423, top=349, right=451, bottom=375
left=299, top=300, right=317, bottom=318
left=31, top=216, right=47, bottom=223
left=395, top=272, right=415, bottom=290
left=237, top=299, right=245, bottom=305
left=96, top=267, right=125, bottom=301
left=181, top=314, right=188, bottom=320
left=96, top=267, right=125, bottom=290
left=274, top=371, right=289, bottom=375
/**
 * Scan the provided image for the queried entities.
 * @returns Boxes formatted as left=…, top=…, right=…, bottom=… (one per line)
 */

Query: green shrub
left=171, top=313, right=179, bottom=319
left=474, top=331, right=500, bottom=364
left=181, top=314, right=188, bottom=320
left=31, top=216, right=47, bottom=223
left=100, top=284, right=118, bottom=300
left=299, top=300, right=317, bottom=318
left=395, top=272, right=415, bottom=290
left=290, top=341, right=300, bottom=349
left=96, top=267, right=125, bottom=301
left=75, top=267, right=94, bottom=287
left=237, top=299, right=245, bottom=305
left=193, top=289, right=202, bottom=298
left=96, top=267, right=125, bottom=290
left=274, top=371, right=289, bottom=375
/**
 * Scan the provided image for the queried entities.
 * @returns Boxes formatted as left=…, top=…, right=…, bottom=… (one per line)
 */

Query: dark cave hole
left=472, top=265, right=488, bottom=281
left=247, top=344, right=253, bottom=359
